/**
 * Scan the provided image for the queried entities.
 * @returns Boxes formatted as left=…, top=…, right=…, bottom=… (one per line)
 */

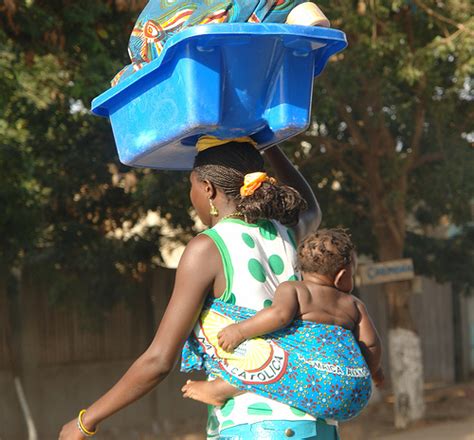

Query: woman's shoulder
left=180, top=233, right=219, bottom=263
left=188, top=232, right=215, bottom=247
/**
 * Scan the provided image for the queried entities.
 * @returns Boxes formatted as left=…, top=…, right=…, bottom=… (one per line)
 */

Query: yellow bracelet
left=77, top=410, right=97, bottom=437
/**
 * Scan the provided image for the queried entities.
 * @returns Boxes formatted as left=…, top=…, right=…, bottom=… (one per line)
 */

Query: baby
left=182, top=228, right=384, bottom=406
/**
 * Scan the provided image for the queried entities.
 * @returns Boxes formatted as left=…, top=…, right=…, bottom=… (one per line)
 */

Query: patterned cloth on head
left=181, top=299, right=372, bottom=421
left=112, top=0, right=306, bottom=86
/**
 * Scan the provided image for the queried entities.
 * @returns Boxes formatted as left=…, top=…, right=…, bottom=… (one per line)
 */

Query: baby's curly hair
left=298, top=229, right=355, bottom=278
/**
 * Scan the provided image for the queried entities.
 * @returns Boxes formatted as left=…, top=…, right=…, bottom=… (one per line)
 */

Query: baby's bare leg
left=181, top=378, right=242, bottom=407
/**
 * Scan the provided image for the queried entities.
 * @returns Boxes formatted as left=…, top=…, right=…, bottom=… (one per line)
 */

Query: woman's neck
left=209, top=201, right=240, bottom=227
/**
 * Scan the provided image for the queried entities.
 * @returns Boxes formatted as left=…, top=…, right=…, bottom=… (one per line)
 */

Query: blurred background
left=0, top=0, right=473, bottom=439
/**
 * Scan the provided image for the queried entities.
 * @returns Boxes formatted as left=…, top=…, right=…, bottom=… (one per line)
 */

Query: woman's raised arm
left=59, top=234, right=220, bottom=439
left=262, top=145, right=321, bottom=241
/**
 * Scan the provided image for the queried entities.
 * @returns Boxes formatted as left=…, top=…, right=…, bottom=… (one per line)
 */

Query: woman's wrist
left=76, top=409, right=98, bottom=437
left=261, top=144, right=281, bottom=158
left=81, top=410, right=98, bottom=433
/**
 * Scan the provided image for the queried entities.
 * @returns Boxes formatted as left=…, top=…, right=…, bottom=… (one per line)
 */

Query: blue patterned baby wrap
left=181, top=299, right=372, bottom=421
left=112, top=0, right=306, bottom=85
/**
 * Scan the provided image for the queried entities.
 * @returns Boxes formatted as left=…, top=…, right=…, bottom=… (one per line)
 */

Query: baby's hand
left=372, top=367, right=385, bottom=388
left=218, top=324, right=245, bottom=352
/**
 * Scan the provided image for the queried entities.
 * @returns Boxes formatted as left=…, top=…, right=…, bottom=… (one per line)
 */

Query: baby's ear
left=334, top=268, right=348, bottom=290
left=334, top=269, right=347, bottom=289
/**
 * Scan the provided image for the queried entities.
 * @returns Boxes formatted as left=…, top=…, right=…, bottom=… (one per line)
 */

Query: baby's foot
left=181, top=380, right=227, bottom=407
left=286, top=2, right=330, bottom=27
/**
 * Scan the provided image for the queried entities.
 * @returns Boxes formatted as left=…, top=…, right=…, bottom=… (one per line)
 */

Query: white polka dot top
left=202, top=218, right=316, bottom=438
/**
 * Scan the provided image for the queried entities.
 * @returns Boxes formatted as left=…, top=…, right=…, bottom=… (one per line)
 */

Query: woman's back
left=201, top=218, right=317, bottom=437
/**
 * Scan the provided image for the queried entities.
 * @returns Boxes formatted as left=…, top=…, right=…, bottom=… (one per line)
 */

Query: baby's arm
left=217, top=282, right=300, bottom=351
left=354, top=298, right=384, bottom=387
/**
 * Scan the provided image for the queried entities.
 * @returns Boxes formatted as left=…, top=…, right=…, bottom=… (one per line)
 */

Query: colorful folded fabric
left=112, top=0, right=307, bottom=86
left=181, top=299, right=372, bottom=421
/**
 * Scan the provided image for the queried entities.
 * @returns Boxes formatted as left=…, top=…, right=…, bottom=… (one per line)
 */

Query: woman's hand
left=218, top=324, right=245, bottom=351
left=262, top=145, right=321, bottom=241
left=58, top=418, right=85, bottom=440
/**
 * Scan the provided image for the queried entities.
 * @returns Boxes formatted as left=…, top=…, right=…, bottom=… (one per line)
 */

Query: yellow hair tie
left=240, top=172, right=276, bottom=197
left=196, top=135, right=257, bottom=152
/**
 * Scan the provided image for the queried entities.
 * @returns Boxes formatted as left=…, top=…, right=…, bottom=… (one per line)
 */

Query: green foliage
left=288, top=0, right=473, bottom=284
left=0, top=1, right=178, bottom=309
left=1, top=0, right=472, bottom=308
left=406, top=225, right=474, bottom=290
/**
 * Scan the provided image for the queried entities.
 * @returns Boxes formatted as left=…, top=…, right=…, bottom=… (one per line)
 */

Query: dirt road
left=379, top=416, right=474, bottom=440
left=339, top=381, right=474, bottom=440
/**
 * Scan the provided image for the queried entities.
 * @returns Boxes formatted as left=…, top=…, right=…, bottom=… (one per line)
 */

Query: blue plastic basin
left=91, top=24, right=347, bottom=170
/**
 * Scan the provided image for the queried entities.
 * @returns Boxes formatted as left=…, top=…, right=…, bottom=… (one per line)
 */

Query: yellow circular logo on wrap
left=194, top=309, right=288, bottom=384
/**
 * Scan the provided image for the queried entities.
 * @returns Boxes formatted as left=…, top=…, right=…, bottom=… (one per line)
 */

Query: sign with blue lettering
left=358, top=259, right=414, bottom=285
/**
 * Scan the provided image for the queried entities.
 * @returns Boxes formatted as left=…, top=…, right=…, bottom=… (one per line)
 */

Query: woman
left=58, top=142, right=338, bottom=439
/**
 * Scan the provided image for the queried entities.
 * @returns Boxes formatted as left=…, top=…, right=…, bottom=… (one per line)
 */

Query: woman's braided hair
left=193, top=142, right=307, bottom=226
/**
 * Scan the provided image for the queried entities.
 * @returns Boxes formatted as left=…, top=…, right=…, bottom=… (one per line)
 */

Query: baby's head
left=298, top=228, right=356, bottom=293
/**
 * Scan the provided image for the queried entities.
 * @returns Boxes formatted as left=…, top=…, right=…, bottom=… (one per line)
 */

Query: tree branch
left=338, top=156, right=369, bottom=189
left=427, top=27, right=467, bottom=46
left=321, top=78, right=370, bottom=152
left=373, top=198, right=405, bottom=251
left=0, top=0, right=19, bottom=33
left=300, top=135, right=357, bottom=153
left=299, top=137, right=371, bottom=190
left=363, top=150, right=405, bottom=251
left=405, top=101, right=426, bottom=170
left=411, top=102, right=426, bottom=154
left=408, top=152, right=445, bottom=172
left=412, top=0, right=473, bottom=35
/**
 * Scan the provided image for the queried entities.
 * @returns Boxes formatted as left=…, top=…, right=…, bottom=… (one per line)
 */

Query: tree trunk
left=379, top=253, right=425, bottom=428
left=375, top=203, right=425, bottom=428
left=388, top=326, right=425, bottom=428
